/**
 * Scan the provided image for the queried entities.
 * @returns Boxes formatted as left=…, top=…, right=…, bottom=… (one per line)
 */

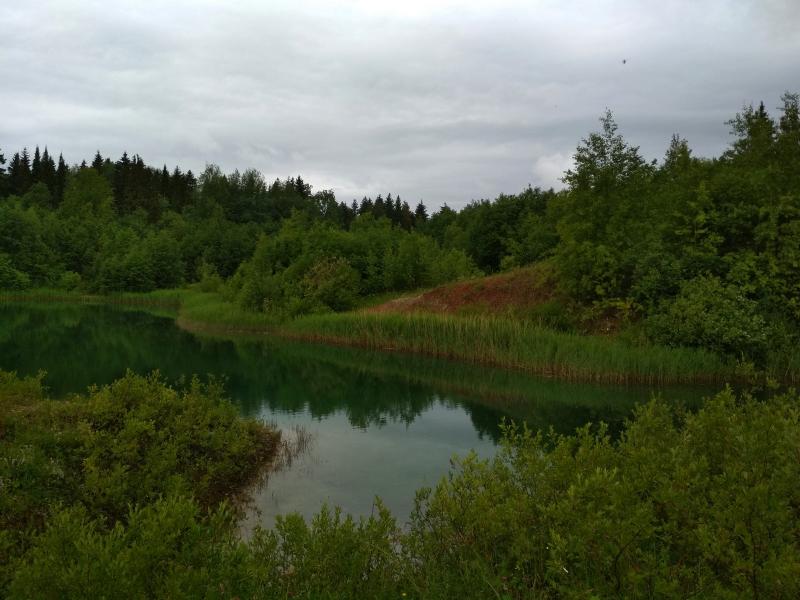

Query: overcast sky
left=2, top=1, right=798, bottom=208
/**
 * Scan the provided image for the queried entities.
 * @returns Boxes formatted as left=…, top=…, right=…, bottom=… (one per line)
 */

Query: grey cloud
left=2, top=1, right=798, bottom=208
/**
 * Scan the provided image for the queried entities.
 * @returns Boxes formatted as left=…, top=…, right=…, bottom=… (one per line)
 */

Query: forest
left=2, top=93, right=799, bottom=376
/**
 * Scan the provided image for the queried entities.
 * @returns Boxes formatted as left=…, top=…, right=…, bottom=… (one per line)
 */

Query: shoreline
left=0, top=288, right=765, bottom=386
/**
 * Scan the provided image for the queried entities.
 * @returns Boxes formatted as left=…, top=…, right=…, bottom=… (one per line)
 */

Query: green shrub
left=0, top=253, right=31, bottom=290
left=196, top=259, right=224, bottom=293
left=8, top=388, right=799, bottom=598
left=403, top=388, right=800, bottom=598
left=648, top=275, right=770, bottom=359
left=0, top=370, right=277, bottom=592
left=56, top=270, right=82, bottom=291
left=300, top=256, right=360, bottom=312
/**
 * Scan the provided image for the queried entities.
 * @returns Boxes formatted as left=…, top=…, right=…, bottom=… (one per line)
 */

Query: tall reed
left=283, top=312, right=732, bottom=384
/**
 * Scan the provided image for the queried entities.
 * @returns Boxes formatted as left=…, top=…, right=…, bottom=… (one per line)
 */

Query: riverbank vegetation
left=283, top=312, right=731, bottom=384
left=2, top=92, right=799, bottom=379
left=3, top=370, right=798, bottom=598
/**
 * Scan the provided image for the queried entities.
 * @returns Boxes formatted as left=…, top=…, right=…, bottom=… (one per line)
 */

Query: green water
left=0, top=303, right=715, bottom=524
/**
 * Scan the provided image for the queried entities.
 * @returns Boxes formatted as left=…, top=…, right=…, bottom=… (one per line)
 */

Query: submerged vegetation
left=2, top=369, right=798, bottom=598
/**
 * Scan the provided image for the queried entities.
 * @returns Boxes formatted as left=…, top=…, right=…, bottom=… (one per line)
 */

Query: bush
left=647, top=275, right=770, bottom=359
left=0, top=371, right=277, bottom=592
left=56, top=270, right=82, bottom=291
left=8, top=388, right=799, bottom=598
left=196, top=260, right=224, bottom=293
left=403, top=388, right=800, bottom=598
left=0, top=253, right=31, bottom=290
left=300, top=256, right=360, bottom=312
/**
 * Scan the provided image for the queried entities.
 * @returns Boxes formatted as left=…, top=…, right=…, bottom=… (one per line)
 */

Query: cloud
left=1, top=1, right=798, bottom=208
left=532, top=153, right=572, bottom=190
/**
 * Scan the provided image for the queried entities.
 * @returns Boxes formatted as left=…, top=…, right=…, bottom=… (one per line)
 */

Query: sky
left=2, top=0, right=799, bottom=209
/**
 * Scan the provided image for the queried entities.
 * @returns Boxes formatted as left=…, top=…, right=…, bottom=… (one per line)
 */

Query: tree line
left=1, top=91, right=798, bottom=369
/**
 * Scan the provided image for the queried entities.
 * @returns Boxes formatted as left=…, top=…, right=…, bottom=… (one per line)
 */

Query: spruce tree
left=374, top=194, right=385, bottom=219
left=40, top=148, right=57, bottom=198
left=31, top=146, right=42, bottom=182
left=91, top=151, right=104, bottom=172
left=400, top=200, right=414, bottom=230
left=359, top=196, right=373, bottom=215
left=0, top=147, right=7, bottom=198
left=9, top=149, right=32, bottom=195
left=414, top=201, right=428, bottom=224
left=54, top=153, right=68, bottom=204
left=113, top=152, right=131, bottom=212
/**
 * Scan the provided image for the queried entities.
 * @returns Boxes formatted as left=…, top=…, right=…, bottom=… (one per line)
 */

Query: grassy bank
left=282, top=312, right=733, bottom=384
left=0, top=288, right=752, bottom=384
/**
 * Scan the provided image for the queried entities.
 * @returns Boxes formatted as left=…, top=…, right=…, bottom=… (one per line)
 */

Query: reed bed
left=283, top=312, right=732, bottom=384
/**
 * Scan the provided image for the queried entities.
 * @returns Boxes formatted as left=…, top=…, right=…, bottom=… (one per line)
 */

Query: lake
left=0, top=302, right=712, bottom=526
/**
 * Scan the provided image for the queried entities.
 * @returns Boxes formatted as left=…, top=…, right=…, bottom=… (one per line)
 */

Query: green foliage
left=1, top=93, right=798, bottom=370
left=647, top=276, right=770, bottom=358
left=300, top=256, right=360, bottom=312
left=403, top=389, right=800, bottom=598
left=55, top=270, right=82, bottom=291
left=6, top=386, right=799, bottom=598
left=0, top=253, right=31, bottom=289
left=285, top=312, right=729, bottom=384
left=230, top=217, right=478, bottom=316
left=60, top=168, right=114, bottom=221
left=0, top=370, right=277, bottom=592
left=196, top=259, right=224, bottom=293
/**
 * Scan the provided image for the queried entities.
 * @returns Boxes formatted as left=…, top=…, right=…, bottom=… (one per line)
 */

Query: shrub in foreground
left=8, top=386, right=799, bottom=598
left=0, top=371, right=277, bottom=592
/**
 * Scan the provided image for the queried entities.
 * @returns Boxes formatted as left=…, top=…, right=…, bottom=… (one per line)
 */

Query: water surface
left=0, top=303, right=712, bottom=524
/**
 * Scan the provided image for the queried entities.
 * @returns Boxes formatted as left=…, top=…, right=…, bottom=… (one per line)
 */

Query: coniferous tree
left=294, top=175, right=310, bottom=198
left=384, top=193, right=394, bottom=223
left=54, top=154, right=68, bottom=204
left=160, top=165, right=170, bottom=200
left=374, top=194, right=385, bottom=219
left=31, top=146, right=42, bottom=182
left=0, top=147, right=6, bottom=197
left=8, top=150, right=32, bottom=195
left=113, top=152, right=131, bottom=213
left=726, top=101, right=776, bottom=167
left=91, top=151, right=104, bottom=172
left=359, top=196, right=373, bottom=215
left=400, top=200, right=414, bottom=230
left=775, top=92, right=800, bottom=183
left=414, top=201, right=428, bottom=225
left=40, top=148, right=57, bottom=198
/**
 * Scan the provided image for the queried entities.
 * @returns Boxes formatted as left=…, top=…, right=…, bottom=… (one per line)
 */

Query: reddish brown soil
left=366, top=265, right=556, bottom=317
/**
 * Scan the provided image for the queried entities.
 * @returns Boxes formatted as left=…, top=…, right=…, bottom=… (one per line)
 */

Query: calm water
left=0, top=303, right=712, bottom=525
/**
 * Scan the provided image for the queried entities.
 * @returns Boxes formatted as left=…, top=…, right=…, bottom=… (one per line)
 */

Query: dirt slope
left=366, top=264, right=557, bottom=317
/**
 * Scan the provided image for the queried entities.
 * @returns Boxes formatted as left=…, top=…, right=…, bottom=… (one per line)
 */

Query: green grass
left=173, top=289, right=280, bottom=332
left=283, top=312, right=733, bottom=384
